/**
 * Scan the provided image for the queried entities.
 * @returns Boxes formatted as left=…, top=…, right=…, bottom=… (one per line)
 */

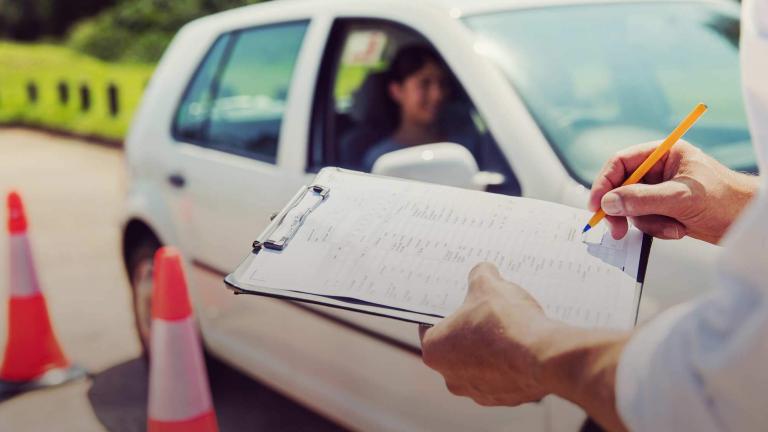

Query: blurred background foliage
left=67, top=0, right=265, bottom=63
left=0, top=0, right=266, bottom=141
left=0, top=0, right=118, bottom=41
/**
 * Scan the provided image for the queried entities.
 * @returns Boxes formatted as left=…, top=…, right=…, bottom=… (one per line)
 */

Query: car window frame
left=306, top=19, right=345, bottom=172
left=310, top=18, right=431, bottom=172
left=171, top=19, right=311, bottom=165
left=171, top=32, right=232, bottom=148
left=307, top=17, right=520, bottom=196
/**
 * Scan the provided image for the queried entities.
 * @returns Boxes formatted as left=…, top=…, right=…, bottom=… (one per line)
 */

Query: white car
left=122, top=0, right=755, bottom=430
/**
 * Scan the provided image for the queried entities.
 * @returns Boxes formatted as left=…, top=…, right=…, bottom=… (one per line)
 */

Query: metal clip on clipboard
left=252, top=184, right=330, bottom=253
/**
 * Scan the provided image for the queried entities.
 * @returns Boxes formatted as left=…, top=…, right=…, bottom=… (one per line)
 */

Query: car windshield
left=464, top=3, right=757, bottom=185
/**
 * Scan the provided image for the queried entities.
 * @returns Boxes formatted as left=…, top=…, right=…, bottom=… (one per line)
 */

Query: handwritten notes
left=243, top=170, right=645, bottom=330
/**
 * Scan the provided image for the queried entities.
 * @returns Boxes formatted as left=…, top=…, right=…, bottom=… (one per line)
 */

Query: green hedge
left=0, top=41, right=154, bottom=141
left=67, top=0, right=264, bottom=63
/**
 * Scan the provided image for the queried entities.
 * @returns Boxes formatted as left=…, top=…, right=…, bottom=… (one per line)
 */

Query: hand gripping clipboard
left=224, top=168, right=653, bottom=327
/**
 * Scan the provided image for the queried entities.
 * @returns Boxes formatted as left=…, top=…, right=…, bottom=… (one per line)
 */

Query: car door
left=170, top=20, right=312, bottom=324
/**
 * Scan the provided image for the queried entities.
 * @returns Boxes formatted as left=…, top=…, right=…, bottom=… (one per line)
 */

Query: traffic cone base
left=1, top=294, right=68, bottom=380
left=0, top=364, right=87, bottom=399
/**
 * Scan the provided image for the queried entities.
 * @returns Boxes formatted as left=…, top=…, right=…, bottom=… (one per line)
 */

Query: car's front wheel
left=126, top=237, right=160, bottom=358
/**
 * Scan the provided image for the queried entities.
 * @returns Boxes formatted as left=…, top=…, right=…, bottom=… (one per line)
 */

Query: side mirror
left=371, top=143, right=505, bottom=190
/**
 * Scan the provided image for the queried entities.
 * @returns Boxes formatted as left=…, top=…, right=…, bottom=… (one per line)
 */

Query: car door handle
left=167, top=173, right=186, bottom=188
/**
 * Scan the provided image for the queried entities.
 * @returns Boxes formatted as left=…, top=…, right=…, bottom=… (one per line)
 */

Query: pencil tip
left=582, top=225, right=591, bottom=233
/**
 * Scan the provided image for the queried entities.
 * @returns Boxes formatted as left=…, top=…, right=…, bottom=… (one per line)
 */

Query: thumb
left=601, top=180, right=690, bottom=218
left=466, top=262, right=502, bottom=302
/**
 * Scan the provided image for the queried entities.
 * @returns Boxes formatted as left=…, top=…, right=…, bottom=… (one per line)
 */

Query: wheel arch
left=122, top=218, right=163, bottom=275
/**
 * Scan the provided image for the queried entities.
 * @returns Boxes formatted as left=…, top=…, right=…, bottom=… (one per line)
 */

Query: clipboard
left=225, top=168, right=653, bottom=327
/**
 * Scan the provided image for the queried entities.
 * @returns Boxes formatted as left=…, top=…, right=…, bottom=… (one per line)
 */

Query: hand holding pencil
left=584, top=103, right=707, bottom=234
left=586, top=103, right=760, bottom=244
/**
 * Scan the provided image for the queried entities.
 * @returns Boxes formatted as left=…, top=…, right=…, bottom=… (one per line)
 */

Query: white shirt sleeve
left=616, top=180, right=768, bottom=432
left=616, top=278, right=768, bottom=431
left=615, top=200, right=768, bottom=432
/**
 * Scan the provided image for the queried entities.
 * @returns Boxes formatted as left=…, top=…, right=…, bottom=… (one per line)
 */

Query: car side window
left=174, top=21, right=309, bottom=163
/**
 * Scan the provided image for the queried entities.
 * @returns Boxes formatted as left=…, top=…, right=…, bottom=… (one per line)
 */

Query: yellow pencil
left=582, top=102, right=708, bottom=233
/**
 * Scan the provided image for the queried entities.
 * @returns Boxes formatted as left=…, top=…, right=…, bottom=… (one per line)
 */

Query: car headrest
left=347, top=71, right=397, bottom=131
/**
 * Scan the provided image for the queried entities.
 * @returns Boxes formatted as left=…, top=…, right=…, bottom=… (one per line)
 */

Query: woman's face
left=389, top=61, right=448, bottom=126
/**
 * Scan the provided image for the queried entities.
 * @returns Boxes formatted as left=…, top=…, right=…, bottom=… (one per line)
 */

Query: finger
left=630, top=215, right=687, bottom=240
left=469, top=262, right=501, bottom=282
left=418, top=324, right=430, bottom=344
left=602, top=180, right=691, bottom=218
left=589, top=142, right=663, bottom=211
left=445, top=380, right=469, bottom=397
left=466, top=262, right=501, bottom=301
left=419, top=327, right=441, bottom=369
left=473, top=396, right=499, bottom=407
left=605, top=215, right=629, bottom=239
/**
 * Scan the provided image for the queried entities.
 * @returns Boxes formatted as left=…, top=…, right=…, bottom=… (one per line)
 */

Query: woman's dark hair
left=386, top=45, right=445, bottom=84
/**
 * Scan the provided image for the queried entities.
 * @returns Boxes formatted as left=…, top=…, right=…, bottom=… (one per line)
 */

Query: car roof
left=420, top=0, right=731, bottom=16
left=275, top=0, right=733, bottom=16
left=192, top=0, right=735, bottom=30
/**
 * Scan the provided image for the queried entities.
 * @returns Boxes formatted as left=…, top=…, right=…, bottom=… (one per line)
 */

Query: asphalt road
left=0, top=128, right=343, bottom=432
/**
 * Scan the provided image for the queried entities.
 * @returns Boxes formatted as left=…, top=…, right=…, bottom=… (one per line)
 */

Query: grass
left=0, top=42, right=155, bottom=141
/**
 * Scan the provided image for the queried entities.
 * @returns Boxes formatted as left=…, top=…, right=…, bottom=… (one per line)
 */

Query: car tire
left=126, top=236, right=161, bottom=359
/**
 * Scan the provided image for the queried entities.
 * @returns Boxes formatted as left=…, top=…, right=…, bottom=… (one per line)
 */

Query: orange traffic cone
left=148, top=247, right=218, bottom=432
left=0, top=191, right=85, bottom=397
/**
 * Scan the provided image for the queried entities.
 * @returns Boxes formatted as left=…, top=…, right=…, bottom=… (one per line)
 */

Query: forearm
left=535, top=322, right=631, bottom=432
